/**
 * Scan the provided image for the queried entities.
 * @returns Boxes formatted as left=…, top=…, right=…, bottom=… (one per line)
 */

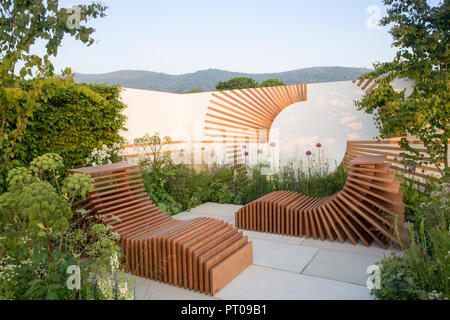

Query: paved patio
left=132, top=202, right=402, bottom=300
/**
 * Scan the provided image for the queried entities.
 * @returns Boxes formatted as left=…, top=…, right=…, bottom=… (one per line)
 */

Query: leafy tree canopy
left=355, top=0, right=449, bottom=178
left=216, top=77, right=288, bottom=90
left=0, top=0, right=107, bottom=176
left=215, top=77, right=259, bottom=90
left=259, top=78, right=286, bottom=87
left=185, top=87, right=204, bottom=93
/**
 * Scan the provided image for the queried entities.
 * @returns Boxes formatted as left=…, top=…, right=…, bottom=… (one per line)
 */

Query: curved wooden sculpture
left=235, top=156, right=407, bottom=249
left=68, top=163, right=253, bottom=295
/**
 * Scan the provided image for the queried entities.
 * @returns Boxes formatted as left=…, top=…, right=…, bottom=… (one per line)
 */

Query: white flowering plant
left=85, top=143, right=125, bottom=167
left=0, top=153, right=135, bottom=300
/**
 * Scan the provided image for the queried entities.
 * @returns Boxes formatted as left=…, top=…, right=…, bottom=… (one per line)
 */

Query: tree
left=185, top=87, right=204, bottom=93
left=215, top=77, right=259, bottom=91
left=0, top=0, right=107, bottom=179
left=355, top=0, right=449, bottom=178
left=260, top=78, right=286, bottom=87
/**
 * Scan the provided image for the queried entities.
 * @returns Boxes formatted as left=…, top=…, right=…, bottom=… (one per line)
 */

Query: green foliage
left=135, top=133, right=181, bottom=214
left=0, top=153, right=134, bottom=300
left=20, top=181, right=72, bottom=239
left=5, top=166, right=35, bottom=191
left=215, top=77, right=288, bottom=90
left=0, top=154, right=93, bottom=254
left=62, top=173, right=94, bottom=200
left=29, top=153, right=65, bottom=174
left=0, top=0, right=107, bottom=178
left=134, top=132, right=172, bottom=170
left=259, top=78, right=286, bottom=87
left=372, top=182, right=449, bottom=300
left=361, top=2, right=450, bottom=298
left=215, top=77, right=287, bottom=91
left=0, top=219, right=134, bottom=300
left=372, top=254, right=417, bottom=300
left=399, top=177, right=440, bottom=223
left=14, top=81, right=127, bottom=167
left=137, top=135, right=347, bottom=215
left=185, top=88, right=204, bottom=93
left=355, top=0, right=449, bottom=177
left=215, top=77, right=259, bottom=90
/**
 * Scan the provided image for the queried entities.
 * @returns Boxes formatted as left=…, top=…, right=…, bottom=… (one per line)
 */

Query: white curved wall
left=120, top=88, right=212, bottom=143
left=119, top=79, right=411, bottom=168
left=270, top=80, right=379, bottom=166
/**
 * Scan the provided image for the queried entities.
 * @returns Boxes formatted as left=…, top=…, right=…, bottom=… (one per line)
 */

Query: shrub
left=372, top=182, right=449, bottom=300
left=0, top=153, right=134, bottom=300
left=14, top=80, right=127, bottom=168
left=372, top=254, right=417, bottom=300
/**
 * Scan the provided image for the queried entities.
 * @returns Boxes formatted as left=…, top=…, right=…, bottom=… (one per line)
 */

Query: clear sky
left=45, top=0, right=437, bottom=75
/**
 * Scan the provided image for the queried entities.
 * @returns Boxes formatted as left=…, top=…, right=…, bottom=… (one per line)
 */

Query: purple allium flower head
left=270, top=142, right=276, bottom=147
left=244, top=151, right=249, bottom=157
left=306, top=150, right=312, bottom=156
left=257, top=149, right=263, bottom=154
left=316, top=143, right=322, bottom=148
left=242, top=145, right=247, bottom=149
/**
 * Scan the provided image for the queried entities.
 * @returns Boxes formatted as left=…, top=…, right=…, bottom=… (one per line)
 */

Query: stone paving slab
left=130, top=203, right=388, bottom=300
left=251, top=238, right=318, bottom=273
left=186, top=202, right=242, bottom=217
left=301, top=238, right=403, bottom=258
left=173, top=211, right=234, bottom=223
left=243, top=230, right=305, bottom=245
left=215, top=265, right=373, bottom=300
left=133, top=276, right=217, bottom=300
left=302, top=248, right=382, bottom=286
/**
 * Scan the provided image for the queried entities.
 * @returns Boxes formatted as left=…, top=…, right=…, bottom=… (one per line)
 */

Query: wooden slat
left=235, top=156, right=406, bottom=249
left=68, top=162, right=252, bottom=295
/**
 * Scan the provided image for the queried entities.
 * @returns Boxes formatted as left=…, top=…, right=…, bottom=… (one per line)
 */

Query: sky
left=42, top=0, right=438, bottom=75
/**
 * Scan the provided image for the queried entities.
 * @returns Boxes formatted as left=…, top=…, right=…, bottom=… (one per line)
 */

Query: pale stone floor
left=131, top=202, right=402, bottom=300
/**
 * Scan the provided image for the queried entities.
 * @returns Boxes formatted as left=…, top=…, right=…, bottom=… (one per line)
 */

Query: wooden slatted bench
left=235, top=156, right=407, bottom=249
left=67, top=162, right=253, bottom=295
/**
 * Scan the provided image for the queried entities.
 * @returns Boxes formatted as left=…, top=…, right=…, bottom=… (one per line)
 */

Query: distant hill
left=74, top=66, right=371, bottom=93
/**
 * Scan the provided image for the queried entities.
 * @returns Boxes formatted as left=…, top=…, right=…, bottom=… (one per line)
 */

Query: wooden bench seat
left=235, top=156, right=407, bottom=249
left=68, top=162, right=253, bottom=295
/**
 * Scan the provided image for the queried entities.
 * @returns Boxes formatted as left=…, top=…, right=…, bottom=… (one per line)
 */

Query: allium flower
left=316, top=143, right=322, bottom=148
left=270, top=142, right=276, bottom=147
left=244, top=151, right=249, bottom=157
left=257, top=149, right=263, bottom=154
left=306, top=150, right=312, bottom=156
left=242, top=145, right=247, bottom=149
